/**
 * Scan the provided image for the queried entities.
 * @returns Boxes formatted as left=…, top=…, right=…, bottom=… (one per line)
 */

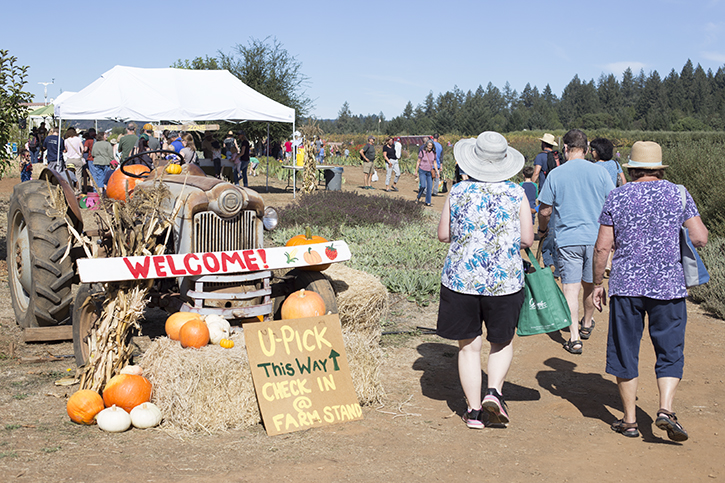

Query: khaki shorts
left=362, top=161, right=374, bottom=174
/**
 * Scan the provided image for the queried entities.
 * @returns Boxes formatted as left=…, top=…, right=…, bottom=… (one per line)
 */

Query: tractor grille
left=193, top=211, right=257, bottom=253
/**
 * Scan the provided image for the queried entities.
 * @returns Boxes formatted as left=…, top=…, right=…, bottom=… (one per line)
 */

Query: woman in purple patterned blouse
left=592, top=141, right=708, bottom=442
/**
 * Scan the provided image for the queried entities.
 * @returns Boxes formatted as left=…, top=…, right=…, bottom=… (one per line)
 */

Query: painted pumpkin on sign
left=285, top=226, right=330, bottom=271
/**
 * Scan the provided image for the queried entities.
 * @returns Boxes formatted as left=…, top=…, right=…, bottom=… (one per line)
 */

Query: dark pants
left=213, top=158, right=221, bottom=178
left=606, top=296, right=687, bottom=379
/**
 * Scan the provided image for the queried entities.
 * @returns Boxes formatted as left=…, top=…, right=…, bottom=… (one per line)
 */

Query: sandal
left=611, top=419, right=639, bottom=438
left=655, top=409, right=688, bottom=442
left=563, top=339, right=583, bottom=354
left=580, top=319, right=595, bottom=340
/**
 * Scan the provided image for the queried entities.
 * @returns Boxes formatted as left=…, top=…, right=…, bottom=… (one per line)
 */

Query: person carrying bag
left=517, top=248, right=572, bottom=336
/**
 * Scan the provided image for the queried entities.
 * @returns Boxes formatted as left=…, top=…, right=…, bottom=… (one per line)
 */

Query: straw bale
left=141, top=325, right=385, bottom=433
left=325, top=263, right=389, bottom=339
left=343, top=328, right=385, bottom=406
left=141, top=335, right=259, bottom=433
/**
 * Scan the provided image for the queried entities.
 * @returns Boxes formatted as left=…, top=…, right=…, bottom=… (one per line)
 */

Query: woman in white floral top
left=437, top=132, right=534, bottom=430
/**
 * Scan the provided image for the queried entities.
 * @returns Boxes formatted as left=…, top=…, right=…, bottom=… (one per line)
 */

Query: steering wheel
left=120, top=149, right=184, bottom=179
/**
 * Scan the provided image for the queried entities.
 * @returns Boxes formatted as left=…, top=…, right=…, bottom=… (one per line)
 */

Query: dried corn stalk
left=73, top=178, right=179, bottom=392
left=302, top=139, right=317, bottom=194
left=299, top=119, right=324, bottom=195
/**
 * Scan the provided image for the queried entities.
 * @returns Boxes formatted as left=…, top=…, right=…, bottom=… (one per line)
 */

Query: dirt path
left=0, top=165, right=723, bottom=482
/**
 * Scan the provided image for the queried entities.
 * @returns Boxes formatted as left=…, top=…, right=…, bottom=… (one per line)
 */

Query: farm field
left=0, top=165, right=723, bottom=482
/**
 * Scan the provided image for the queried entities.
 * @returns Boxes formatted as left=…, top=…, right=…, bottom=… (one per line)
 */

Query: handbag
left=517, top=248, right=572, bottom=336
left=677, top=185, right=709, bottom=287
left=371, top=169, right=379, bottom=182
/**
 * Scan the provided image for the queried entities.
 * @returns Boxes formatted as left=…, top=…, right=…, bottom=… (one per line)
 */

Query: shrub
left=689, top=237, right=725, bottom=320
left=274, top=190, right=426, bottom=238
left=663, top=141, right=725, bottom=238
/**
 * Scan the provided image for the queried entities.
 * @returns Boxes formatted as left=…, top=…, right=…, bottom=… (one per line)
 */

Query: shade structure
left=54, top=66, right=295, bottom=123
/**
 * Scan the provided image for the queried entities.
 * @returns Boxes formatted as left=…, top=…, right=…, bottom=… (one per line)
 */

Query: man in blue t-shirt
left=538, top=129, right=614, bottom=355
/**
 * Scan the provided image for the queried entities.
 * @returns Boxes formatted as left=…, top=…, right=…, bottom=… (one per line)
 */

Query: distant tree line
left=317, top=59, right=725, bottom=135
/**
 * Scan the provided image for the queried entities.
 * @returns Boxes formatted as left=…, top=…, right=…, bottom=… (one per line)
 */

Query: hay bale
left=343, top=328, right=385, bottom=406
left=325, top=263, right=389, bottom=338
left=141, top=325, right=386, bottom=433
left=141, top=335, right=258, bottom=433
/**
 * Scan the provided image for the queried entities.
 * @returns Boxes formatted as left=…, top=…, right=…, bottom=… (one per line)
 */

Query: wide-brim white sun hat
left=454, top=131, right=525, bottom=182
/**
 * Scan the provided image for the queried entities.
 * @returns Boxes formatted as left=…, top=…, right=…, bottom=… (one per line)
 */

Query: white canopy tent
left=54, top=65, right=295, bottom=125
left=53, top=66, right=295, bottom=191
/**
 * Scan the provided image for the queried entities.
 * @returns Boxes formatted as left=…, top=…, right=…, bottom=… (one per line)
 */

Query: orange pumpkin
left=106, top=165, right=151, bottom=201
left=179, top=319, right=210, bottom=348
left=281, top=289, right=326, bottom=320
left=67, top=389, right=105, bottom=425
left=102, top=374, right=152, bottom=412
left=165, top=312, right=203, bottom=341
left=286, top=226, right=330, bottom=271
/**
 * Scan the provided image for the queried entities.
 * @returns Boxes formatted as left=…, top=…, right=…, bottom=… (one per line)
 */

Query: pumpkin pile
left=66, top=367, right=162, bottom=432
left=165, top=312, right=234, bottom=349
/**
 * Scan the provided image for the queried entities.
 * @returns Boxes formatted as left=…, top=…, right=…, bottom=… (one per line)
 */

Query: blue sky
left=3, top=0, right=725, bottom=120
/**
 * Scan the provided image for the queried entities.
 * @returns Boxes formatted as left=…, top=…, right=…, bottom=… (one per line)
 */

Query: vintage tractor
left=7, top=150, right=337, bottom=364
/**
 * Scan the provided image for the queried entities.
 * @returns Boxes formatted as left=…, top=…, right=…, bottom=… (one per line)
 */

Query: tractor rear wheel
left=7, top=180, right=76, bottom=328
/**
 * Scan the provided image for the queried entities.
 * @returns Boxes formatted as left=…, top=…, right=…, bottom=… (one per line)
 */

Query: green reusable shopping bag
left=517, top=248, right=572, bottom=336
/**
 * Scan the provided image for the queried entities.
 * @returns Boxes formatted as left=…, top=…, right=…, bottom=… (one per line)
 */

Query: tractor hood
left=138, top=173, right=266, bottom=221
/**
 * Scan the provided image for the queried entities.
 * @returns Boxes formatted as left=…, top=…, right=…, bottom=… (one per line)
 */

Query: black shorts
left=436, top=285, right=524, bottom=343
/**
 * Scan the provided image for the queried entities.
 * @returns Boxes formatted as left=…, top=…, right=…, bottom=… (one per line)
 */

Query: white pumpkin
left=204, top=314, right=231, bottom=345
left=120, top=364, right=143, bottom=376
left=96, top=405, right=131, bottom=433
left=130, top=402, right=163, bottom=429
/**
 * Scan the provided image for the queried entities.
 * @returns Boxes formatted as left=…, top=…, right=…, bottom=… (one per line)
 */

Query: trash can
left=324, top=167, right=343, bottom=191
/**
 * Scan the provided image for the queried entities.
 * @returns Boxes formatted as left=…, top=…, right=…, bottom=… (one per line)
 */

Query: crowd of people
left=435, top=128, right=707, bottom=443
left=19, top=122, right=266, bottom=191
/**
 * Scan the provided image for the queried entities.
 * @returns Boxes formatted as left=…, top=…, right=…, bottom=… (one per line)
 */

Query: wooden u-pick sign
left=244, top=314, right=362, bottom=436
left=76, top=241, right=350, bottom=283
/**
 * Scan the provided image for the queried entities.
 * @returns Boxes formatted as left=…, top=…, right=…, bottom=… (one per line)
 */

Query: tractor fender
left=38, top=167, right=84, bottom=232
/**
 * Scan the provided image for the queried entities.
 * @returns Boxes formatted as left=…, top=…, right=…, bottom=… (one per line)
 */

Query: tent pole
left=266, top=122, right=269, bottom=193
left=292, top=120, right=296, bottom=199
